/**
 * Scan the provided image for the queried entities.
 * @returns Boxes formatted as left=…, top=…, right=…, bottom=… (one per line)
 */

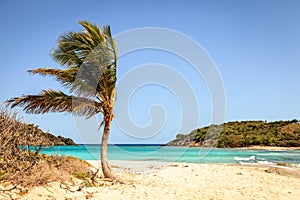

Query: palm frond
left=28, top=68, right=77, bottom=84
left=51, top=32, right=89, bottom=68
left=78, top=20, right=105, bottom=44
left=103, top=25, right=118, bottom=65
left=51, top=21, right=115, bottom=69
left=28, top=68, right=98, bottom=97
left=98, top=67, right=116, bottom=101
left=6, top=90, right=102, bottom=118
left=50, top=21, right=117, bottom=103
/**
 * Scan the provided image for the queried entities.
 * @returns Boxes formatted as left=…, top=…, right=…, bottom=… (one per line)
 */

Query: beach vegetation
left=0, top=106, right=93, bottom=192
left=72, top=172, right=90, bottom=180
left=6, top=21, right=118, bottom=179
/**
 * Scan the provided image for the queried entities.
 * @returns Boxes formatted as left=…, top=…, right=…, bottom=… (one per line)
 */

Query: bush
left=0, top=105, right=91, bottom=188
left=0, top=105, right=44, bottom=185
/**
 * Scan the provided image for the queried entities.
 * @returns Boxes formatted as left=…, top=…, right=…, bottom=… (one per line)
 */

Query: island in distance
left=167, top=119, right=300, bottom=148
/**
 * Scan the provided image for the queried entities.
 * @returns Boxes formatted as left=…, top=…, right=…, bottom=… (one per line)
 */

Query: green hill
left=167, top=120, right=300, bottom=148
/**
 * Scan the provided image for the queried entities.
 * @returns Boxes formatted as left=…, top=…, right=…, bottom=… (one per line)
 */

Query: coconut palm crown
left=7, top=21, right=117, bottom=179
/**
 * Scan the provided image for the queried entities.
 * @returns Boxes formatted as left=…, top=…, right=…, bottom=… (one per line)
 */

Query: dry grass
left=0, top=155, right=94, bottom=200
left=0, top=104, right=94, bottom=195
left=3, top=155, right=93, bottom=187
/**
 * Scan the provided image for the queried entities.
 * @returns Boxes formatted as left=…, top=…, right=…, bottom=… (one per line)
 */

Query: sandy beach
left=238, top=146, right=300, bottom=151
left=14, top=160, right=300, bottom=200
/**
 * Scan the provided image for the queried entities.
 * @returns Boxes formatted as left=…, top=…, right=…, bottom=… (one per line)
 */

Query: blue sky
left=0, top=0, right=299, bottom=144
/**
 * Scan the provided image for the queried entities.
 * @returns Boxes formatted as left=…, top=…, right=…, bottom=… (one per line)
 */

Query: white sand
left=14, top=160, right=300, bottom=200
left=238, top=146, right=300, bottom=150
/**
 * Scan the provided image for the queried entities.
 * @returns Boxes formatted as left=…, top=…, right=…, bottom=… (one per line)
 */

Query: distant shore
left=237, top=146, right=300, bottom=151
left=167, top=120, right=300, bottom=148
left=165, top=144, right=300, bottom=150
left=20, top=160, right=300, bottom=200
left=166, top=145, right=300, bottom=151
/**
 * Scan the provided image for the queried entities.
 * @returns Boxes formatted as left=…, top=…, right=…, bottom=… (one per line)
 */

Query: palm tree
left=6, top=21, right=117, bottom=179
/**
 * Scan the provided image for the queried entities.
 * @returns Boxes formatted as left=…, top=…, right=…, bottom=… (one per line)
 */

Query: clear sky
left=0, top=0, right=299, bottom=144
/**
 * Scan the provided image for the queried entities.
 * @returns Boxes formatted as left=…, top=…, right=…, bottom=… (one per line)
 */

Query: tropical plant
left=6, top=21, right=117, bottom=179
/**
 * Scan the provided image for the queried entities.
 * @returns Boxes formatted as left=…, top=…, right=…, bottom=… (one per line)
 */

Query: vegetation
left=7, top=21, right=118, bottom=179
left=168, top=120, right=300, bottom=148
left=0, top=107, right=75, bottom=146
left=0, top=106, right=92, bottom=193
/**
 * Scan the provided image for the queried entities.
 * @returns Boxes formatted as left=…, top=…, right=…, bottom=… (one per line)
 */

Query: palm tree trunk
left=101, top=120, right=115, bottom=179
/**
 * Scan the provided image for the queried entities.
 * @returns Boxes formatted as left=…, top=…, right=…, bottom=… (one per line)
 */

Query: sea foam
left=234, top=155, right=256, bottom=161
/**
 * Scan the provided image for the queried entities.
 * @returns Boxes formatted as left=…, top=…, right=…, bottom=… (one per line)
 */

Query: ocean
left=39, top=144, right=300, bottom=165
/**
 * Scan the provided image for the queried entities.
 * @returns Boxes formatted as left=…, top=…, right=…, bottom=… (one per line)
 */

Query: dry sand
left=6, top=160, right=300, bottom=200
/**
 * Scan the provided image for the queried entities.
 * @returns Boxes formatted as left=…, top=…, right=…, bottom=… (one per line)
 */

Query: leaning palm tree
left=7, top=21, right=117, bottom=179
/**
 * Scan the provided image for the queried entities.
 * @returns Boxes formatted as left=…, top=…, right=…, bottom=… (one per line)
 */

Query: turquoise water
left=40, top=145, right=300, bottom=165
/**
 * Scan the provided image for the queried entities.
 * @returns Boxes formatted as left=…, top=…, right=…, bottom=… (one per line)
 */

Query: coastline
left=88, top=160, right=300, bottom=177
left=18, top=160, right=300, bottom=200
left=168, top=145, right=300, bottom=151
left=236, top=146, right=300, bottom=151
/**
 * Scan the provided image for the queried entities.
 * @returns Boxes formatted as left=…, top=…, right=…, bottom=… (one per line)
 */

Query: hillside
left=0, top=108, right=76, bottom=146
left=25, top=123, right=77, bottom=146
left=167, top=120, right=300, bottom=148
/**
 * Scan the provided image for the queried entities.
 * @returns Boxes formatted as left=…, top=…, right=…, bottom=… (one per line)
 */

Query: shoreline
left=88, top=159, right=300, bottom=170
left=78, top=144, right=300, bottom=151
left=51, top=144, right=300, bottom=152
left=236, top=145, right=300, bottom=150
left=19, top=160, right=300, bottom=200
left=167, top=145, right=300, bottom=151
left=87, top=160, right=300, bottom=176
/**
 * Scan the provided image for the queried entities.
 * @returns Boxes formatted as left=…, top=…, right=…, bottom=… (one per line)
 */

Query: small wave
left=257, top=160, right=276, bottom=165
left=234, top=155, right=256, bottom=161
left=239, top=162, right=260, bottom=166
